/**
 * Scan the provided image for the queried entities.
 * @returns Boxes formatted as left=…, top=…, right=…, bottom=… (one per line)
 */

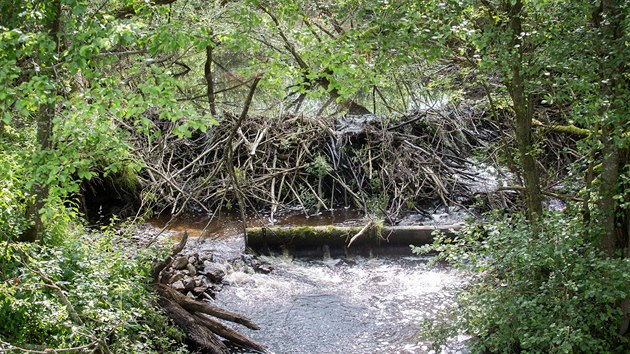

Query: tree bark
left=506, top=0, right=543, bottom=226
left=593, top=0, right=629, bottom=336
left=205, top=45, right=217, bottom=116
left=21, top=0, right=61, bottom=242
left=598, top=131, right=619, bottom=257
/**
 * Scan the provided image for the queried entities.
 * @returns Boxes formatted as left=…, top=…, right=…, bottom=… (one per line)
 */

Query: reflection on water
left=216, top=256, right=468, bottom=354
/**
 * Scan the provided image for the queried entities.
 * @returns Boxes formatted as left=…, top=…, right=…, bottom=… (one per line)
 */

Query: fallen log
left=155, top=294, right=228, bottom=354
left=193, top=314, right=267, bottom=353
left=246, top=223, right=463, bottom=256
left=152, top=283, right=259, bottom=330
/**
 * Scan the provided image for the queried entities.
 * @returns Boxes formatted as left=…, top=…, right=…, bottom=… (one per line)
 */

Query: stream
left=149, top=211, right=470, bottom=353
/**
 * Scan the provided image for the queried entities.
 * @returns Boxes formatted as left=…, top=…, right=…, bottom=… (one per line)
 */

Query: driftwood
left=152, top=232, right=267, bottom=354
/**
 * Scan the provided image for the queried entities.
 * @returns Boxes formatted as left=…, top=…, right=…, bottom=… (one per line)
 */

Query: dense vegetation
left=1, top=0, right=628, bottom=353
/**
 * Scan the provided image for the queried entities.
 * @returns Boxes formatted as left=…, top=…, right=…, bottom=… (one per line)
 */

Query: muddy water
left=149, top=211, right=469, bottom=354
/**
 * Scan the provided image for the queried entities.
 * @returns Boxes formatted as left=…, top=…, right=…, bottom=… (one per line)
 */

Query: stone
left=241, top=254, right=257, bottom=267
left=194, top=275, right=212, bottom=287
left=193, top=286, right=208, bottom=294
left=172, top=256, right=188, bottom=270
left=255, top=263, right=274, bottom=274
left=182, top=276, right=196, bottom=292
left=168, top=272, right=185, bottom=284
left=188, top=256, right=197, bottom=265
left=171, top=280, right=186, bottom=291
left=203, top=262, right=226, bottom=283
left=186, top=263, right=197, bottom=276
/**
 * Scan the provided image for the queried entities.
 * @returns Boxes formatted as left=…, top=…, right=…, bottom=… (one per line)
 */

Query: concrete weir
left=246, top=223, right=464, bottom=257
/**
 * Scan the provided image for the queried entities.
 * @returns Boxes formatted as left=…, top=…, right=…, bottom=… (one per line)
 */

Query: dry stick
left=250, top=125, right=269, bottom=155
left=330, top=174, right=363, bottom=207
left=330, top=179, right=336, bottom=210
left=286, top=180, right=308, bottom=215
left=171, top=136, right=228, bottom=179
left=224, top=76, right=262, bottom=245
left=277, top=173, right=287, bottom=208
left=387, top=112, right=427, bottom=131
left=347, top=220, right=375, bottom=248
left=301, top=176, right=329, bottom=212
left=155, top=295, right=228, bottom=354
left=145, top=165, right=210, bottom=213
left=270, top=154, right=277, bottom=222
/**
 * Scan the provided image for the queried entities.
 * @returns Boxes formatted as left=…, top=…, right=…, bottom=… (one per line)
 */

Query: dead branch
left=347, top=220, right=376, bottom=248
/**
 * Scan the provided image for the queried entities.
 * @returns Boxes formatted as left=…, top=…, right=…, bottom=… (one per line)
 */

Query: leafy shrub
left=414, top=211, right=630, bottom=353
left=0, top=224, right=189, bottom=353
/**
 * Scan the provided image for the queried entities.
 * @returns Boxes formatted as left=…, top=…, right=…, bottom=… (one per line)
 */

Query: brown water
left=150, top=209, right=366, bottom=239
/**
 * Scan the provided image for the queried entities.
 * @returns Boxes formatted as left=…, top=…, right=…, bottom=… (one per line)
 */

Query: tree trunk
left=598, top=131, right=619, bottom=257
left=594, top=0, right=629, bottom=337
left=205, top=45, right=217, bottom=116
left=20, top=0, right=61, bottom=242
left=507, top=0, right=543, bottom=225
left=21, top=104, right=54, bottom=242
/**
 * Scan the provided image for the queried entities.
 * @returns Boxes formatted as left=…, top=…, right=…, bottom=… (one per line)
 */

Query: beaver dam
left=108, top=100, right=506, bottom=225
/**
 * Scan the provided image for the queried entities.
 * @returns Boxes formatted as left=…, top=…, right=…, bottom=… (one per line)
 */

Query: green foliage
left=0, top=146, right=29, bottom=240
left=307, top=154, right=332, bottom=178
left=0, top=224, right=188, bottom=353
left=413, top=212, right=630, bottom=353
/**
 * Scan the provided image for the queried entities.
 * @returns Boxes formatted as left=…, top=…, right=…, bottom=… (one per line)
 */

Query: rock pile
left=162, top=253, right=273, bottom=300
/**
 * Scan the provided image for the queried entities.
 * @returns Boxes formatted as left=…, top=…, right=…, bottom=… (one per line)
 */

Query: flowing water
left=217, top=256, right=469, bottom=354
left=149, top=211, right=470, bottom=353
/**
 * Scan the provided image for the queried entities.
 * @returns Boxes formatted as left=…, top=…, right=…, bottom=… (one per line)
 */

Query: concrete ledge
left=246, top=223, right=463, bottom=257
